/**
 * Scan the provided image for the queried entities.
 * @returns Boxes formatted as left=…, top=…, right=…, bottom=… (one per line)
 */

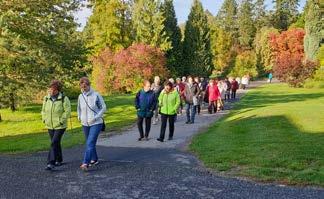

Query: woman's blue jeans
left=82, top=123, right=103, bottom=164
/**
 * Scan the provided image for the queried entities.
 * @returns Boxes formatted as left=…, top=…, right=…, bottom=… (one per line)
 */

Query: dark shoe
left=138, top=137, right=144, bottom=141
left=55, top=162, right=62, bottom=167
left=144, top=137, right=149, bottom=141
left=189, top=121, right=194, bottom=124
left=157, top=138, right=164, bottom=142
left=185, top=121, right=190, bottom=124
left=90, top=160, right=99, bottom=166
left=45, top=164, right=55, bottom=171
left=168, top=137, right=173, bottom=140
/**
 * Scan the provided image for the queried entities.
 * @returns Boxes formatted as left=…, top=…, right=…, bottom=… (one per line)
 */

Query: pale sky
left=74, top=0, right=307, bottom=31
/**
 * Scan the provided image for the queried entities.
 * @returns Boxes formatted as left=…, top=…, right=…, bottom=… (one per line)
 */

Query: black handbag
left=81, top=94, right=106, bottom=132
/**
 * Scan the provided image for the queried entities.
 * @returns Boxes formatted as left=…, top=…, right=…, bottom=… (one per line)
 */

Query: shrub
left=230, top=50, right=258, bottom=78
left=91, top=44, right=169, bottom=94
left=270, top=28, right=318, bottom=87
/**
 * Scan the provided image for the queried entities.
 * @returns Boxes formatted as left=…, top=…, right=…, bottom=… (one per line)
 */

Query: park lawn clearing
left=0, top=94, right=136, bottom=154
left=190, top=83, right=324, bottom=186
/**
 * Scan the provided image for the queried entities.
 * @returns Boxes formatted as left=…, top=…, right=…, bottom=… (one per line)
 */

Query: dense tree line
left=1, top=0, right=323, bottom=110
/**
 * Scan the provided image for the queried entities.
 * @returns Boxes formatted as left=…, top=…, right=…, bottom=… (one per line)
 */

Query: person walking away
left=135, top=80, right=157, bottom=141
left=184, top=77, right=200, bottom=124
left=176, top=78, right=186, bottom=115
left=224, top=78, right=231, bottom=101
left=195, top=77, right=203, bottom=114
left=42, top=80, right=71, bottom=170
left=151, top=76, right=163, bottom=125
left=235, top=77, right=241, bottom=89
left=217, top=80, right=227, bottom=111
left=268, top=72, right=273, bottom=83
left=231, top=78, right=239, bottom=99
left=205, top=79, right=220, bottom=114
left=78, top=77, right=107, bottom=171
left=241, top=75, right=249, bottom=90
left=157, top=82, right=180, bottom=142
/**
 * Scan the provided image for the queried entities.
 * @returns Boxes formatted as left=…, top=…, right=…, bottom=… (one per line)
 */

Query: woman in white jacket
left=78, top=77, right=107, bottom=171
left=217, top=80, right=227, bottom=110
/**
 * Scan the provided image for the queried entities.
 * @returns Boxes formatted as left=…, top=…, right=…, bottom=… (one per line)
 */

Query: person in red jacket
left=231, top=78, right=239, bottom=99
left=204, top=79, right=221, bottom=114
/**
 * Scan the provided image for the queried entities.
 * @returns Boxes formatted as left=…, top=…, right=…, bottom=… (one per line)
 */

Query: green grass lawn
left=190, top=83, right=324, bottom=186
left=0, top=95, right=136, bottom=154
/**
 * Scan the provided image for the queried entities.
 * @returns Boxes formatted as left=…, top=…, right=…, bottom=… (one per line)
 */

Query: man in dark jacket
left=231, top=78, right=239, bottom=99
left=151, top=76, right=163, bottom=125
left=135, top=80, right=157, bottom=141
left=225, top=78, right=231, bottom=101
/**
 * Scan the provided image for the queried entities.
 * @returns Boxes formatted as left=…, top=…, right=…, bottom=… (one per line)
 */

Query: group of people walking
left=134, top=75, right=245, bottom=143
left=41, top=75, right=247, bottom=171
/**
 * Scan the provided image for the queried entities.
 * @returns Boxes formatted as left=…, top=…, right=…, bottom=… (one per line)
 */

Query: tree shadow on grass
left=238, top=93, right=324, bottom=109
left=206, top=115, right=324, bottom=185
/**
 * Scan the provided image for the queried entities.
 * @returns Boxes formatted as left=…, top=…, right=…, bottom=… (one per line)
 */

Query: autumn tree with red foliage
left=270, top=28, right=318, bottom=87
left=92, top=44, right=169, bottom=94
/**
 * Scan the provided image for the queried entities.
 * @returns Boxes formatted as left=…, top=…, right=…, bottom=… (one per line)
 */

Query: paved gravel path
left=0, top=82, right=323, bottom=199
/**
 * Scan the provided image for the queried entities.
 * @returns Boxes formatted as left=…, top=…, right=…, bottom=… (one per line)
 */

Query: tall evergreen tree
left=272, top=0, right=299, bottom=30
left=182, top=0, right=213, bottom=76
left=84, top=0, right=133, bottom=54
left=132, top=0, right=171, bottom=51
left=161, top=0, right=183, bottom=76
left=253, top=0, right=269, bottom=30
left=304, top=0, right=323, bottom=61
left=238, top=0, right=256, bottom=48
left=216, top=0, right=238, bottom=39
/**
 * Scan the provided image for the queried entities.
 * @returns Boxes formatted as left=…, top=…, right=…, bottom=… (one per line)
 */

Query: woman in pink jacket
left=204, top=79, right=221, bottom=114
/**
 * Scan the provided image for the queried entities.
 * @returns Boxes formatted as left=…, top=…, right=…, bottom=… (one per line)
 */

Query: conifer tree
left=161, top=0, right=183, bottom=76
left=132, top=0, right=171, bottom=51
left=182, top=0, right=213, bottom=76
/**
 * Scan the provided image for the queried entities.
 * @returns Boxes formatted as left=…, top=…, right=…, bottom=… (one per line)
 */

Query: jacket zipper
left=85, top=95, right=89, bottom=126
left=50, top=100, right=54, bottom=129
left=166, top=93, right=168, bottom=114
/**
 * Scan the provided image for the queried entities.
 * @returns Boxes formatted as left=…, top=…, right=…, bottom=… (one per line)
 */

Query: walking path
left=0, top=81, right=323, bottom=199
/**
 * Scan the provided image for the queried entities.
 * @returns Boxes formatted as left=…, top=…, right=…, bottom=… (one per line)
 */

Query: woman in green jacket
left=157, top=81, right=180, bottom=142
left=41, top=80, right=71, bottom=170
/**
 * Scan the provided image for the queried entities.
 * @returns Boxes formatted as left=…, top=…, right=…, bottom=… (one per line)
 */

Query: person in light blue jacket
left=77, top=77, right=107, bottom=171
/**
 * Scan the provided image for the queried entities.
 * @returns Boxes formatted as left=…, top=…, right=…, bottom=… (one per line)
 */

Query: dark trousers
left=225, top=91, right=231, bottom=101
left=137, top=117, right=152, bottom=138
left=231, top=90, right=237, bottom=99
left=208, top=101, right=217, bottom=114
left=196, top=105, right=201, bottom=114
left=159, top=114, right=176, bottom=140
left=48, top=129, right=65, bottom=165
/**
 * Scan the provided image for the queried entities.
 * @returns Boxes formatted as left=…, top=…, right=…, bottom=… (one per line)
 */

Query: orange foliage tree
left=270, top=28, right=318, bottom=87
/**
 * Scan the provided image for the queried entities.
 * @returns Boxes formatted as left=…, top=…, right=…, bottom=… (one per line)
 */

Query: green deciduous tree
left=182, top=0, right=213, bottom=76
left=132, top=0, right=171, bottom=51
left=254, top=27, right=279, bottom=74
left=0, top=0, right=87, bottom=110
left=161, top=0, right=183, bottom=76
left=230, top=50, right=258, bottom=78
left=84, top=0, right=133, bottom=54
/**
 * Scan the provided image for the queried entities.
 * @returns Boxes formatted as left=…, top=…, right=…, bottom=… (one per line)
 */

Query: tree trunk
left=9, top=92, right=16, bottom=112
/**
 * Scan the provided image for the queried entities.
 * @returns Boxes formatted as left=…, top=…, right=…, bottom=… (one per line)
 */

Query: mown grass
left=190, top=83, right=324, bottom=186
left=0, top=95, right=136, bottom=154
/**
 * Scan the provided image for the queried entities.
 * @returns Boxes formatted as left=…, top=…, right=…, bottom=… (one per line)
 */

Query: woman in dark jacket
left=135, top=80, right=157, bottom=141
